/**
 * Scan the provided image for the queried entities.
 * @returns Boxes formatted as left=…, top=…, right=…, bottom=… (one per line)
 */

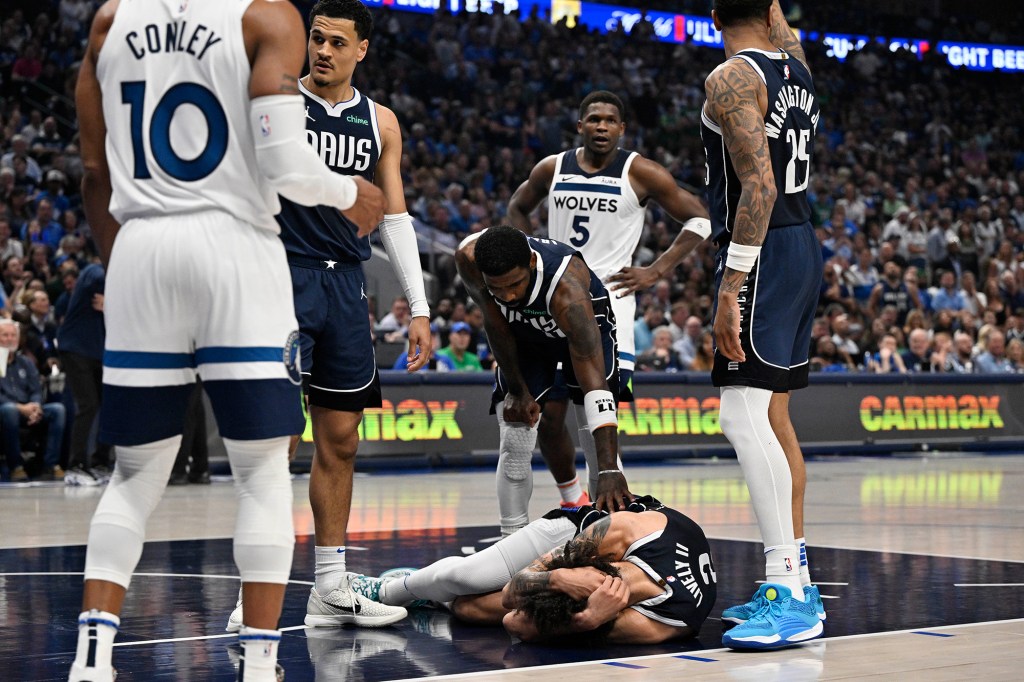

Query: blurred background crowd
left=1, top=0, right=1022, bottom=479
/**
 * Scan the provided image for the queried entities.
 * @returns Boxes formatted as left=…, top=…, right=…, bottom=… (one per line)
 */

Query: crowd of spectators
left=1, top=2, right=1023, bottom=476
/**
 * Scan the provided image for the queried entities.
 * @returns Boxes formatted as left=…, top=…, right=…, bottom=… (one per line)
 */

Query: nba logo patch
left=259, top=114, right=271, bottom=138
left=785, top=557, right=793, bottom=572
left=784, top=64, right=791, bottom=80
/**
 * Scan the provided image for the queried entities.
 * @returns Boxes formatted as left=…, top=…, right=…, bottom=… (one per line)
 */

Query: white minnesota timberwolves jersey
left=97, top=0, right=279, bottom=232
left=546, top=148, right=645, bottom=282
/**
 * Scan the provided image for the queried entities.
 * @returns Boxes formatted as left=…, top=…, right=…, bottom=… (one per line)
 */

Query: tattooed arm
left=769, top=0, right=809, bottom=73
left=705, top=59, right=777, bottom=362
left=455, top=236, right=539, bottom=426
left=550, top=259, right=631, bottom=510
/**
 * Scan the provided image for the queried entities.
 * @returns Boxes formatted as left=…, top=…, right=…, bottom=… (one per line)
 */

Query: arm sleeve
left=250, top=95, right=357, bottom=212
left=379, top=212, right=430, bottom=318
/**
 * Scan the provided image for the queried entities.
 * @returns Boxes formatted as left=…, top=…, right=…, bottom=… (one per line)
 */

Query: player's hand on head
left=607, top=266, right=658, bottom=297
left=405, top=316, right=432, bottom=372
left=575, top=575, right=631, bottom=630
left=342, top=177, right=387, bottom=238
left=713, top=295, right=745, bottom=362
left=594, top=471, right=632, bottom=512
left=503, top=394, right=541, bottom=427
left=551, top=566, right=608, bottom=600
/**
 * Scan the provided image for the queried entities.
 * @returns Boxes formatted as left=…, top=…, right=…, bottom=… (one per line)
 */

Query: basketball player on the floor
left=703, top=0, right=825, bottom=649
left=456, top=225, right=631, bottom=528
left=227, top=0, right=429, bottom=632
left=353, top=496, right=717, bottom=644
left=70, top=0, right=385, bottom=680
left=504, top=90, right=710, bottom=529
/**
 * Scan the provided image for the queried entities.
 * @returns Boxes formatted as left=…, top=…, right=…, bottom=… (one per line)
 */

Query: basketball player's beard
left=311, top=76, right=331, bottom=88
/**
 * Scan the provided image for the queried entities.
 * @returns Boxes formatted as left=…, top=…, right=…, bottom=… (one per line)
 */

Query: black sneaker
left=188, top=471, right=211, bottom=485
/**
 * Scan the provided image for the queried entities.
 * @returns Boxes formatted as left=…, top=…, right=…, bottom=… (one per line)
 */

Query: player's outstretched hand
left=713, top=293, right=746, bottom=362
left=594, top=471, right=632, bottom=512
left=405, top=317, right=432, bottom=372
left=503, top=394, right=541, bottom=427
left=342, top=177, right=386, bottom=237
left=607, top=265, right=659, bottom=297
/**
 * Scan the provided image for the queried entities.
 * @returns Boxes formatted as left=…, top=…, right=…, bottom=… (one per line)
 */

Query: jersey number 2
left=570, top=214, right=590, bottom=247
left=121, top=81, right=229, bottom=181
left=784, top=128, right=811, bottom=194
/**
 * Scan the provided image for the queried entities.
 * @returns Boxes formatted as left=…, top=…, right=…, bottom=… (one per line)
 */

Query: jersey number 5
left=784, top=128, right=811, bottom=194
left=570, top=214, right=590, bottom=247
left=121, top=81, right=229, bottom=181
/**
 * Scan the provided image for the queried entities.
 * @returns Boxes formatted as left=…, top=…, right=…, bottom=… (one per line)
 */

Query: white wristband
left=725, top=242, right=761, bottom=273
left=682, top=217, right=712, bottom=240
left=583, top=389, right=617, bottom=433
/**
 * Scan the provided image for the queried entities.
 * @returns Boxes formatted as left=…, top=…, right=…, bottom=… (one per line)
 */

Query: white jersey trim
left=732, top=55, right=767, bottom=85
left=368, top=101, right=382, bottom=155
left=299, top=81, right=363, bottom=117
left=700, top=108, right=722, bottom=136
left=525, top=246, right=546, bottom=307
left=544, top=254, right=573, bottom=310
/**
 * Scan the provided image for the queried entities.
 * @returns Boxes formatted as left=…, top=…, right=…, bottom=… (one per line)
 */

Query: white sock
left=72, top=610, right=119, bottom=674
left=238, top=626, right=281, bottom=681
left=314, top=546, right=347, bottom=594
left=556, top=475, right=583, bottom=504
left=765, top=544, right=804, bottom=600
left=797, top=537, right=811, bottom=587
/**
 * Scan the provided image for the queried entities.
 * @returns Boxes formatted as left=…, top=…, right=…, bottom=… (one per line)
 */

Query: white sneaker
left=304, top=575, right=407, bottom=628
left=225, top=585, right=244, bottom=633
left=305, top=627, right=407, bottom=672
left=64, top=465, right=102, bottom=487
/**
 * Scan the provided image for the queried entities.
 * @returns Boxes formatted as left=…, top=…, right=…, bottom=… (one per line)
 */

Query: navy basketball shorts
left=100, top=213, right=304, bottom=445
left=290, top=257, right=382, bottom=412
left=711, top=222, right=823, bottom=392
left=490, top=330, right=618, bottom=412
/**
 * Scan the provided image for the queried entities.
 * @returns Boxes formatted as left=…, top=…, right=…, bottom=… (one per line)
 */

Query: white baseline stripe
left=955, top=583, right=1024, bottom=587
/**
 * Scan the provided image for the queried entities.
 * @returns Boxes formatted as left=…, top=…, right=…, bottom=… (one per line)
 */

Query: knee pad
left=225, top=437, right=295, bottom=584
left=497, top=412, right=537, bottom=482
left=85, top=436, right=181, bottom=587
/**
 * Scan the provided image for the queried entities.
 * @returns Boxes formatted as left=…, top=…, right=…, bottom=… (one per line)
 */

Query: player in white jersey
left=70, top=1, right=384, bottom=680
left=505, top=90, right=710, bottom=525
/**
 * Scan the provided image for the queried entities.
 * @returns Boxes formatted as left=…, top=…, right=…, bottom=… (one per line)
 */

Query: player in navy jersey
left=506, top=90, right=711, bottom=526
left=224, top=0, right=428, bottom=632
left=702, top=0, right=824, bottom=649
left=456, top=226, right=632, bottom=530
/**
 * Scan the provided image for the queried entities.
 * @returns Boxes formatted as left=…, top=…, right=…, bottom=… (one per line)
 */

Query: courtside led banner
left=356, top=0, right=1021, bottom=73
left=292, top=375, right=1024, bottom=460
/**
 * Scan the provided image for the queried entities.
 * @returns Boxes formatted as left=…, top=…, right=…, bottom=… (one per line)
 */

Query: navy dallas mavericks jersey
left=497, top=236, right=615, bottom=348
left=490, top=235, right=618, bottom=406
left=277, top=83, right=381, bottom=262
left=701, top=48, right=819, bottom=245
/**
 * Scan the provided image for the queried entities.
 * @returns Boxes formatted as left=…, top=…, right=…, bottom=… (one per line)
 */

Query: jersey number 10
left=121, top=81, right=229, bottom=181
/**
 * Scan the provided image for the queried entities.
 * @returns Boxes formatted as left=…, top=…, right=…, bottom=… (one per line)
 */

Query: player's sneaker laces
left=226, top=585, right=244, bottom=633
left=721, top=583, right=773, bottom=625
left=722, top=584, right=823, bottom=650
left=304, top=574, right=407, bottom=628
left=560, top=491, right=591, bottom=509
left=805, top=584, right=826, bottom=621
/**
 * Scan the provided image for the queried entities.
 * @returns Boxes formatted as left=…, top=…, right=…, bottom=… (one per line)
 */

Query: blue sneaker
left=721, top=583, right=773, bottom=625
left=722, top=584, right=823, bottom=650
left=805, top=585, right=826, bottom=621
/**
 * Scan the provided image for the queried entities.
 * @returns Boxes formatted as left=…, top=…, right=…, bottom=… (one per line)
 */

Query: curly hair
left=474, top=225, right=531, bottom=277
left=516, top=537, right=621, bottom=642
left=713, top=0, right=772, bottom=27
